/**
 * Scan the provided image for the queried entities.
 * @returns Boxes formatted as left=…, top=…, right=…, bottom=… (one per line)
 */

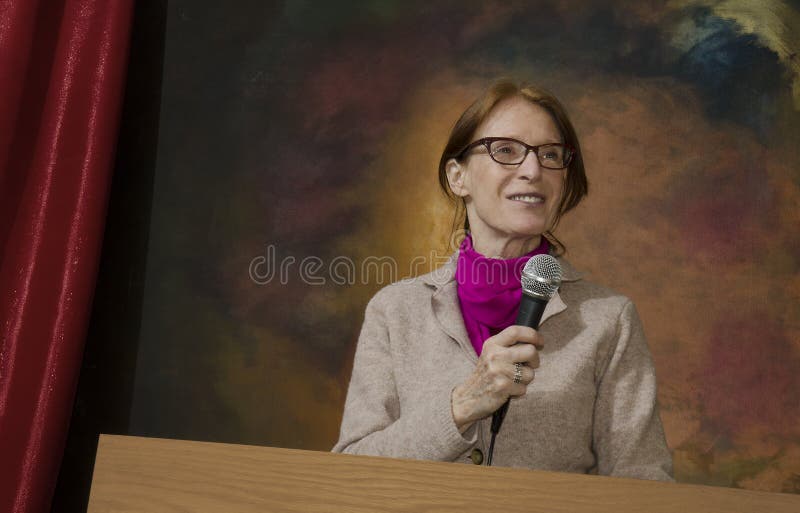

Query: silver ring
left=513, top=362, right=523, bottom=384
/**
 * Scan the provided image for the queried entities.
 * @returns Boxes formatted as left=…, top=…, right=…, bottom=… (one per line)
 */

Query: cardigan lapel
left=539, top=289, right=566, bottom=326
left=539, top=255, right=580, bottom=325
left=431, top=280, right=479, bottom=363
left=425, top=255, right=478, bottom=362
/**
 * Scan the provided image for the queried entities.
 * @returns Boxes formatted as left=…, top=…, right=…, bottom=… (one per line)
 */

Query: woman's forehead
left=475, top=97, right=561, bottom=143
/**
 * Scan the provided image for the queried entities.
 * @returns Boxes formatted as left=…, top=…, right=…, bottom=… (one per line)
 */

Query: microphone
left=487, top=253, right=563, bottom=465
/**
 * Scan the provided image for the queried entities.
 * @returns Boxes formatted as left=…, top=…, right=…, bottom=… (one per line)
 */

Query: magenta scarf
left=455, top=234, right=550, bottom=356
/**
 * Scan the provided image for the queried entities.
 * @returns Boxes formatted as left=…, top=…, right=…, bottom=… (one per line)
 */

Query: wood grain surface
left=87, top=435, right=800, bottom=512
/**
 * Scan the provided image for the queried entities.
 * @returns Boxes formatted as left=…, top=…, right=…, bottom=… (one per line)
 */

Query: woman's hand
left=451, top=325, right=543, bottom=433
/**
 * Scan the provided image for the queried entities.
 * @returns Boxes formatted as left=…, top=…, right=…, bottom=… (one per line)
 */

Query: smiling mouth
left=508, top=194, right=545, bottom=204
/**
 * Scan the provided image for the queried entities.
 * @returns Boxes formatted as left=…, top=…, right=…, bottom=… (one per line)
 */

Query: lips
left=507, top=193, right=545, bottom=204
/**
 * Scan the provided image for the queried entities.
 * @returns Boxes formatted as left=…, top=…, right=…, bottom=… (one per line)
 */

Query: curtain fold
left=0, top=1, right=134, bottom=512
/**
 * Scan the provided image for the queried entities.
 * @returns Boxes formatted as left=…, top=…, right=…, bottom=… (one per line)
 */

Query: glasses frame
left=457, top=137, right=576, bottom=169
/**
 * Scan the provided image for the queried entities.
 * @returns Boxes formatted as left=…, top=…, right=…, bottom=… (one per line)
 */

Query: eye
left=538, top=145, right=564, bottom=161
left=487, top=139, right=529, bottom=164
left=489, top=140, right=525, bottom=159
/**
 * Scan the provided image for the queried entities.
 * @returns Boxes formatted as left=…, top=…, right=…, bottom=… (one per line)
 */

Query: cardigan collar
left=422, top=251, right=582, bottom=362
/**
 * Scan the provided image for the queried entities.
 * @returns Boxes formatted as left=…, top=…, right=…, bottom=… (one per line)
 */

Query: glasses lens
left=536, top=144, right=570, bottom=169
left=489, top=139, right=527, bottom=164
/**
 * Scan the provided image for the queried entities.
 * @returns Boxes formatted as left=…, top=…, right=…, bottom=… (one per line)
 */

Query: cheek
left=549, top=173, right=566, bottom=200
left=545, top=174, right=566, bottom=217
left=465, top=166, right=508, bottom=198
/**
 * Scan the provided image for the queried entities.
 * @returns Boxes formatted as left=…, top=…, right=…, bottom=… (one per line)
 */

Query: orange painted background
left=130, top=0, right=800, bottom=493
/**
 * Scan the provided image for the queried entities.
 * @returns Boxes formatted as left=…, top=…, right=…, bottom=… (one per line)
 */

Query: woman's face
left=447, top=96, right=567, bottom=250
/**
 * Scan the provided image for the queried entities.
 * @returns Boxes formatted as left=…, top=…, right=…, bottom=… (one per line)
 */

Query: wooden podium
left=87, top=435, right=800, bottom=512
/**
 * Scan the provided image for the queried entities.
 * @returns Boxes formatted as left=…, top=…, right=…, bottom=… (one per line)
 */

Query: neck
left=470, top=233, right=543, bottom=259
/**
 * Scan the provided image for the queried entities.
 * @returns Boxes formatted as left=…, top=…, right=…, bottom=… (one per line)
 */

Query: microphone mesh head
left=521, top=254, right=562, bottom=299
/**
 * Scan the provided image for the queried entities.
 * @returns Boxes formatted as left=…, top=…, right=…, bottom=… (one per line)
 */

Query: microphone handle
left=516, top=292, right=548, bottom=328
left=490, top=293, right=548, bottom=435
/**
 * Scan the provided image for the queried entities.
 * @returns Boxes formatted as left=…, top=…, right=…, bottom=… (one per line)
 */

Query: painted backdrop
left=129, top=0, right=800, bottom=493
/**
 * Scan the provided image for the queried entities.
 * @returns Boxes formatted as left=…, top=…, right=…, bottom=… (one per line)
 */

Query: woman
left=332, top=80, right=673, bottom=481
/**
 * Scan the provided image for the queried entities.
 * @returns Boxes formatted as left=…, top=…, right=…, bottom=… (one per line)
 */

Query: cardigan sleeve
left=331, top=290, right=477, bottom=460
left=592, top=300, right=674, bottom=481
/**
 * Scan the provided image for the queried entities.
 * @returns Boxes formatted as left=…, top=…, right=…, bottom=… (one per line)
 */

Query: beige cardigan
left=332, top=253, right=673, bottom=481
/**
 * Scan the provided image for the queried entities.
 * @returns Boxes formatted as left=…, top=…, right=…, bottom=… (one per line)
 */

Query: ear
left=445, top=158, right=470, bottom=198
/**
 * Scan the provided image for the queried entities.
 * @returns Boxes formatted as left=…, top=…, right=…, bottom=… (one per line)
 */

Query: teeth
left=510, top=195, right=543, bottom=203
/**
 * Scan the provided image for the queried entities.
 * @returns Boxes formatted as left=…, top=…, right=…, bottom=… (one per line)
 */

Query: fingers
left=455, top=335, right=542, bottom=423
left=507, top=362, right=535, bottom=385
left=481, top=326, right=543, bottom=375
left=484, top=339, right=540, bottom=369
left=507, top=344, right=540, bottom=369
left=508, top=382, right=529, bottom=397
left=501, top=374, right=530, bottom=398
left=487, top=325, right=544, bottom=349
left=487, top=371, right=530, bottom=397
left=487, top=361, right=535, bottom=388
left=458, top=326, right=545, bottom=420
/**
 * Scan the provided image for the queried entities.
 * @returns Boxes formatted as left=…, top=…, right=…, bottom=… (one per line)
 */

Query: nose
left=516, top=150, right=543, bottom=181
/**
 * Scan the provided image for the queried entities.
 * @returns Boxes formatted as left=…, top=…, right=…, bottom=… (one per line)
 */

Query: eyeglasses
left=457, top=137, right=576, bottom=169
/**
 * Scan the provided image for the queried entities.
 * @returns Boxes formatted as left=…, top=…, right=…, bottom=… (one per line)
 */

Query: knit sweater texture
left=332, top=252, right=673, bottom=481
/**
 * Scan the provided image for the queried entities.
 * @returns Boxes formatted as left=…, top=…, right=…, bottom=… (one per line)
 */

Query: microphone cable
left=487, top=398, right=510, bottom=465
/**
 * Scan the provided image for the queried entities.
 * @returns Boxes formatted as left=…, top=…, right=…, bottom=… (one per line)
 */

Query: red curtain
left=0, top=1, right=134, bottom=511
